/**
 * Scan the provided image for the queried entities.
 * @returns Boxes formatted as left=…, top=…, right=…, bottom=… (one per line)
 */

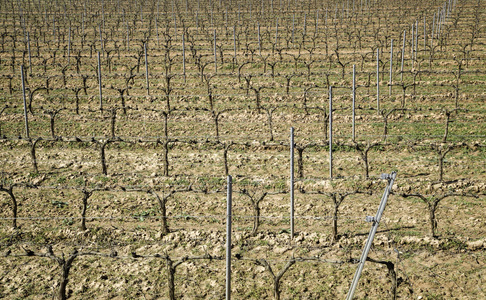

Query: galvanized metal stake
left=182, top=30, right=186, bottom=82
left=99, top=24, right=104, bottom=56
left=292, top=14, right=295, bottom=44
left=410, top=22, right=414, bottom=60
left=329, top=86, right=333, bottom=179
left=352, top=65, right=356, bottom=141
left=376, top=48, right=380, bottom=114
left=214, top=30, right=217, bottom=73
left=126, top=17, right=130, bottom=51
left=346, top=172, right=397, bottom=300
left=290, top=127, right=295, bottom=239
left=423, top=15, right=426, bottom=50
left=389, top=39, right=393, bottom=96
left=258, top=24, right=261, bottom=56
left=97, top=52, right=103, bottom=111
left=67, top=26, right=71, bottom=64
left=431, top=13, right=435, bottom=49
left=415, top=20, right=419, bottom=61
left=226, top=175, right=232, bottom=300
left=233, top=26, right=236, bottom=59
left=401, top=30, right=405, bottom=82
left=27, top=32, right=32, bottom=74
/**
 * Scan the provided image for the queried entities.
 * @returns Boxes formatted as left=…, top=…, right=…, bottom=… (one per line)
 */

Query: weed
left=51, top=200, right=68, bottom=208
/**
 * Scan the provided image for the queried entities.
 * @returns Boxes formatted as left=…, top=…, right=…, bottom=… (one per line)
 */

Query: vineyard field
left=0, top=0, right=485, bottom=299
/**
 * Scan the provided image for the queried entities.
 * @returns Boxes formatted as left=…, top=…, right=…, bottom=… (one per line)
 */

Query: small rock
left=255, top=266, right=266, bottom=273
left=273, top=246, right=290, bottom=254
left=467, top=239, right=484, bottom=250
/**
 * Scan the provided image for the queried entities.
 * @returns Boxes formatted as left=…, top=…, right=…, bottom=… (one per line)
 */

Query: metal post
left=401, top=30, right=405, bottom=82
left=174, top=13, right=177, bottom=41
left=437, top=9, right=441, bottom=37
left=126, top=17, right=130, bottom=51
left=431, top=13, right=435, bottom=49
left=99, top=24, right=104, bottom=57
left=352, top=65, right=356, bottom=141
left=233, top=26, right=236, bottom=59
left=27, top=32, right=32, bottom=74
left=97, top=52, right=103, bottom=111
left=329, top=86, right=333, bottom=179
left=290, top=127, right=295, bottom=239
left=258, top=24, right=261, bottom=56
left=214, top=30, right=217, bottom=73
left=144, top=43, right=149, bottom=95
left=346, top=172, right=397, bottom=300
left=21, top=65, right=29, bottom=139
left=182, top=30, right=186, bottom=82
left=325, top=8, right=328, bottom=26
left=389, top=39, right=393, bottom=96
left=101, top=0, right=105, bottom=31
left=226, top=175, right=232, bottom=300
left=410, top=22, right=414, bottom=59
left=415, top=20, right=419, bottom=61
left=292, top=14, right=295, bottom=44
left=376, top=48, right=379, bottom=113
left=67, top=26, right=71, bottom=64
left=423, top=15, right=426, bottom=50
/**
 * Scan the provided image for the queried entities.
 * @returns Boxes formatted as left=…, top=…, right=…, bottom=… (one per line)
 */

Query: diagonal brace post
left=346, top=171, right=397, bottom=300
